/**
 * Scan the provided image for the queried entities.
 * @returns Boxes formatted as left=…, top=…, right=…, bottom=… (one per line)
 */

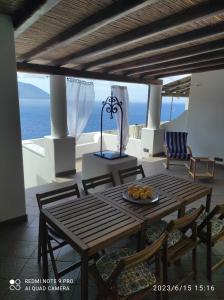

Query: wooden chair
left=89, top=233, right=167, bottom=300
left=164, top=131, right=192, bottom=169
left=197, top=204, right=224, bottom=281
left=37, top=184, right=80, bottom=281
left=82, top=172, right=116, bottom=195
left=118, top=165, right=145, bottom=184
left=164, top=206, right=204, bottom=289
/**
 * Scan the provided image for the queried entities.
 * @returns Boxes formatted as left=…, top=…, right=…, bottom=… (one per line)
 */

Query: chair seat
left=146, top=220, right=183, bottom=247
left=186, top=208, right=224, bottom=237
left=168, top=152, right=190, bottom=160
left=96, top=248, right=156, bottom=298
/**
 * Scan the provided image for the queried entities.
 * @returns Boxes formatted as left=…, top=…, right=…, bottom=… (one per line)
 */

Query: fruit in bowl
left=127, top=185, right=154, bottom=200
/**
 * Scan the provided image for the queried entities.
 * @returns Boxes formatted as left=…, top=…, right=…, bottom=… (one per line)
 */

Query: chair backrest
left=82, top=173, right=116, bottom=195
left=165, top=131, right=188, bottom=154
left=36, top=183, right=80, bottom=210
left=118, top=164, right=145, bottom=184
left=198, top=204, right=224, bottom=233
left=107, top=233, right=167, bottom=285
left=167, top=205, right=204, bottom=232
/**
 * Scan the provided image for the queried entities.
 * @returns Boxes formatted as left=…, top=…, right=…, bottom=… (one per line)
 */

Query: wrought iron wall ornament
left=94, top=95, right=128, bottom=160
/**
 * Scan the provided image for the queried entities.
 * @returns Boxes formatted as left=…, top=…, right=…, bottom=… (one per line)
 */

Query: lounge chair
left=164, top=131, right=192, bottom=169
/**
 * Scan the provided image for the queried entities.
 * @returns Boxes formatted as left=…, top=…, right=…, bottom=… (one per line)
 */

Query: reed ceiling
left=1, top=0, right=224, bottom=84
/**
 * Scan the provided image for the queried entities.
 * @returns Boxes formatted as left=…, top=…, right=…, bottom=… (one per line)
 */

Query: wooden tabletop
left=139, top=174, right=212, bottom=205
left=100, top=173, right=212, bottom=224
left=41, top=193, right=142, bottom=256
left=41, top=173, right=212, bottom=256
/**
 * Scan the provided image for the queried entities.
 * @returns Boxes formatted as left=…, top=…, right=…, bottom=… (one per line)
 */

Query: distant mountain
left=18, top=82, right=49, bottom=99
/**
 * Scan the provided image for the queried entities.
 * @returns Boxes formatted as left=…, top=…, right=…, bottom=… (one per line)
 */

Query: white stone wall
left=187, top=70, right=224, bottom=162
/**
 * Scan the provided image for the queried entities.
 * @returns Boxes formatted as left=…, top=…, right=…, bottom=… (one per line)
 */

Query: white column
left=147, top=84, right=162, bottom=129
left=50, top=75, right=68, bottom=138
left=45, top=75, right=76, bottom=176
left=0, top=14, right=26, bottom=222
left=141, top=83, right=164, bottom=157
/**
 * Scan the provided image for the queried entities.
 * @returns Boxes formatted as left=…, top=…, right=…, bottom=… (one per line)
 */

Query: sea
left=19, top=98, right=185, bottom=140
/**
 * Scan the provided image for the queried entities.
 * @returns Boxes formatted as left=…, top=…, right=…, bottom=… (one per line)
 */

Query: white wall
left=102, top=133, right=142, bottom=158
left=161, top=110, right=188, bottom=132
left=22, top=139, right=55, bottom=188
left=0, top=15, right=26, bottom=222
left=187, top=70, right=224, bottom=161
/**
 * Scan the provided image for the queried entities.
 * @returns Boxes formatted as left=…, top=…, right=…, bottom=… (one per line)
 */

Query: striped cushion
left=165, top=132, right=190, bottom=159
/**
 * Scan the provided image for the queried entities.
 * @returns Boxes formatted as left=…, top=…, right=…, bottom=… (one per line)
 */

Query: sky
left=17, top=72, right=189, bottom=103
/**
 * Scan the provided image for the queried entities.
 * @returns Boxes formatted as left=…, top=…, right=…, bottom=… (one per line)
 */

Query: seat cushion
left=146, top=220, right=183, bottom=247
left=96, top=248, right=156, bottom=298
left=186, top=208, right=224, bottom=237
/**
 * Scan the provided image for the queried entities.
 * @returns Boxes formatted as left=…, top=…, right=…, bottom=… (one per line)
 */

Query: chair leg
left=192, top=247, right=197, bottom=280
left=38, top=219, right=42, bottom=264
left=207, top=240, right=212, bottom=281
left=47, top=238, right=60, bottom=285
left=166, top=156, right=169, bottom=169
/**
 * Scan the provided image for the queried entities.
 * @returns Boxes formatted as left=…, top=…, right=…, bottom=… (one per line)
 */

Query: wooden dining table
left=40, top=173, right=212, bottom=300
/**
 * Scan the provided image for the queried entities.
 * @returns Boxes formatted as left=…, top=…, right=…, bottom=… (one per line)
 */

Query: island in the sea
left=18, top=82, right=49, bottom=99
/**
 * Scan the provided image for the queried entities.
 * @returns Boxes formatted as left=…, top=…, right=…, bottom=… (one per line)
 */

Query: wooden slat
left=151, top=63, right=224, bottom=79
left=42, top=192, right=142, bottom=256
left=81, top=22, right=224, bottom=71
left=87, top=223, right=141, bottom=255
left=14, top=0, right=60, bottom=36
left=79, top=216, right=131, bottom=240
left=51, top=0, right=224, bottom=67
left=18, top=0, right=159, bottom=62
left=41, top=173, right=211, bottom=259
left=127, top=49, right=224, bottom=76
left=53, top=201, right=107, bottom=220
left=62, top=207, right=116, bottom=228
left=142, top=57, right=224, bottom=78
left=67, top=210, right=123, bottom=231
left=58, top=204, right=111, bottom=222
left=83, top=219, right=135, bottom=243
left=72, top=212, right=125, bottom=234
left=105, top=39, right=224, bottom=74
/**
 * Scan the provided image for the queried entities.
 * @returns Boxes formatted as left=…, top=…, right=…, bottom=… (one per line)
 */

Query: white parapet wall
left=22, top=138, right=55, bottom=188
left=22, top=130, right=144, bottom=188
left=160, top=110, right=188, bottom=132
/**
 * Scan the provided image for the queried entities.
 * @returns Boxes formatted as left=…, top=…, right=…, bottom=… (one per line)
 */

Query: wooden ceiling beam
left=164, top=79, right=191, bottom=89
left=141, top=57, right=224, bottom=78
left=146, top=63, right=224, bottom=80
left=51, top=0, right=224, bottom=68
left=104, top=39, right=224, bottom=74
left=16, top=62, right=162, bottom=85
left=127, top=49, right=224, bottom=76
left=81, top=22, right=224, bottom=71
left=162, top=93, right=189, bottom=97
left=165, top=82, right=191, bottom=92
left=18, top=0, right=159, bottom=62
left=14, top=0, right=60, bottom=38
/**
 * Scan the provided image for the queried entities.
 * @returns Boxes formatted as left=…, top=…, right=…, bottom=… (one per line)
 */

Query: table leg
left=40, top=215, right=49, bottom=279
left=178, top=206, right=185, bottom=218
left=137, top=227, right=145, bottom=250
left=81, top=254, right=89, bottom=300
left=206, top=191, right=212, bottom=212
